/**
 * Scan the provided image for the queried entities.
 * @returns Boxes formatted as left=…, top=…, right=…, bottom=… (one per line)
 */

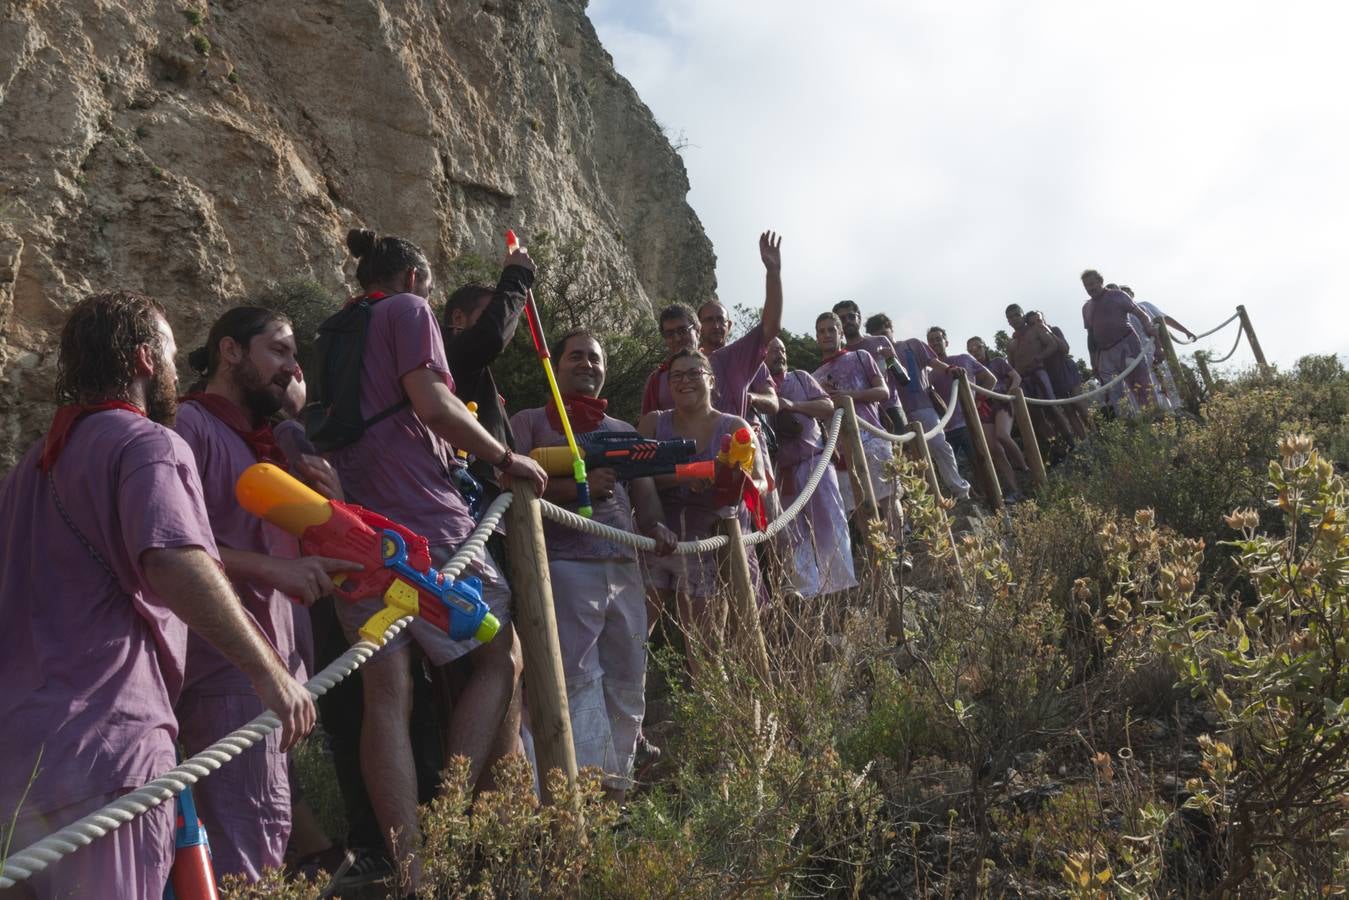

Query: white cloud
left=589, top=0, right=1349, bottom=367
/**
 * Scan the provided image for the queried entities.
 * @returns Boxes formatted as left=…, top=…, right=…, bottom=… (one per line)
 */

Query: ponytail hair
left=346, top=228, right=430, bottom=290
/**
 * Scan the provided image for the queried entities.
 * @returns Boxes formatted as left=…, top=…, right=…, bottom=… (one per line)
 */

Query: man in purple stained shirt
left=866, top=315, right=971, bottom=502
left=811, top=311, right=896, bottom=523
left=0, top=292, right=313, bottom=900
left=926, top=327, right=1021, bottom=502
left=641, top=231, right=784, bottom=418
left=833, top=301, right=909, bottom=433
left=511, top=329, right=677, bottom=803
left=174, top=307, right=357, bottom=881
left=1080, top=269, right=1156, bottom=415
left=324, top=229, right=548, bottom=895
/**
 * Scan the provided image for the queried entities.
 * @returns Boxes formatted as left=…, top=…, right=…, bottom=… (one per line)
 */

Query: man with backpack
left=310, top=228, right=548, bottom=895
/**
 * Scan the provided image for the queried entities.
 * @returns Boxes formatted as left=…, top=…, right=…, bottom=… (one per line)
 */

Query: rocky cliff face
left=0, top=0, right=715, bottom=467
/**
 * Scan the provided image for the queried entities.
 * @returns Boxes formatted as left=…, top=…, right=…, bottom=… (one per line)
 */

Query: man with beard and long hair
left=173, top=306, right=357, bottom=881
left=0, top=292, right=314, bottom=899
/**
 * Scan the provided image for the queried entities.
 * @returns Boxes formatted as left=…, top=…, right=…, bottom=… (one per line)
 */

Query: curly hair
left=55, top=291, right=167, bottom=403
left=186, top=306, right=290, bottom=379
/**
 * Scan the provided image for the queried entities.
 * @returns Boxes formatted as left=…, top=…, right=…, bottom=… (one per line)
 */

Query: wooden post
left=1011, top=386, right=1046, bottom=488
left=1154, top=317, right=1196, bottom=411
left=837, top=395, right=879, bottom=525
left=907, top=420, right=944, bottom=503
left=504, top=482, right=579, bottom=805
left=1236, top=305, right=1270, bottom=374
left=954, top=369, right=1002, bottom=511
left=719, top=515, right=771, bottom=682
left=1195, top=350, right=1214, bottom=391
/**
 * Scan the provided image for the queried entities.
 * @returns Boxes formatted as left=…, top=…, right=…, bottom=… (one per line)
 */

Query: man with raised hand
left=766, top=336, right=856, bottom=599
left=0, top=292, right=313, bottom=900
left=641, top=231, right=784, bottom=418
left=510, top=328, right=677, bottom=802
left=1080, top=270, right=1157, bottom=415
left=174, top=306, right=356, bottom=881
left=834, top=302, right=907, bottom=433
left=867, top=315, right=971, bottom=502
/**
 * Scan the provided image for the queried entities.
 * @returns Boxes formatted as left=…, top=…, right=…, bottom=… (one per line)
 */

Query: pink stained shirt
left=847, top=334, right=903, bottom=412
left=174, top=400, right=301, bottom=695
left=927, top=352, right=994, bottom=432
left=642, top=322, right=769, bottom=418
left=772, top=370, right=829, bottom=473
left=895, top=337, right=940, bottom=415
left=509, top=408, right=639, bottom=562
left=0, top=410, right=217, bottom=814
left=812, top=349, right=886, bottom=430
left=1083, top=288, right=1144, bottom=350
left=326, top=292, right=474, bottom=549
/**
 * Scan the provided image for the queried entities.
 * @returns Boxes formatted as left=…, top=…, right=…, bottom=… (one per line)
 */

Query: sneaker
left=326, top=846, right=393, bottom=896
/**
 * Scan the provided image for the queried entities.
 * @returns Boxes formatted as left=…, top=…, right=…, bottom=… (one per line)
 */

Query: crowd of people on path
left=0, top=225, right=1193, bottom=898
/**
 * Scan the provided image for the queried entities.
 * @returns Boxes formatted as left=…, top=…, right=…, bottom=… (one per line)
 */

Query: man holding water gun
left=324, top=228, right=547, bottom=895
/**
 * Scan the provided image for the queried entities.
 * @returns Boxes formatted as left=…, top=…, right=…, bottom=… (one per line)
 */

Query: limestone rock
left=0, top=0, right=715, bottom=469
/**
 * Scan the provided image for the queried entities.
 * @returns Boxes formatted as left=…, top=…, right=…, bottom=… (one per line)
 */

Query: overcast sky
left=588, top=1, right=1347, bottom=370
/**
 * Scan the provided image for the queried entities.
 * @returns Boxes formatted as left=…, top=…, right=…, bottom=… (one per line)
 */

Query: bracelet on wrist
left=495, top=448, right=513, bottom=468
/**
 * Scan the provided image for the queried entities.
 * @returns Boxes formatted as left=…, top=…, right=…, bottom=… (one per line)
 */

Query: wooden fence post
left=1011, top=386, right=1046, bottom=488
left=1195, top=350, right=1214, bottom=391
left=504, top=482, right=579, bottom=806
left=1155, top=318, right=1196, bottom=411
left=907, top=420, right=944, bottom=503
left=954, top=369, right=1002, bottom=511
left=718, top=515, right=771, bottom=682
left=1236, top=305, right=1270, bottom=374
left=837, top=395, right=880, bottom=526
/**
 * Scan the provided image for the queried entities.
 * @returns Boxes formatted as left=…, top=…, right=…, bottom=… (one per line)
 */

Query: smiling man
left=511, top=328, right=676, bottom=800
left=174, top=307, right=355, bottom=880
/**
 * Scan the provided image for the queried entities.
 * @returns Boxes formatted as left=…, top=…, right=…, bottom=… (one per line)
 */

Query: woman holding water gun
left=638, top=349, right=766, bottom=675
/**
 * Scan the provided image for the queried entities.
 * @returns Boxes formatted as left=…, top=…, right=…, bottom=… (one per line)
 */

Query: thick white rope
left=1168, top=310, right=1241, bottom=346
left=969, top=340, right=1154, bottom=407
left=539, top=409, right=845, bottom=552
left=858, top=380, right=959, bottom=443
left=1200, top=323, right=1246, bottom=365
left=0, top=493, right=514, bottom=890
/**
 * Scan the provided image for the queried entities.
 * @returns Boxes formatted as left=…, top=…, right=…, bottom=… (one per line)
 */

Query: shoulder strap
left=49, top=476, right=119, bottom=584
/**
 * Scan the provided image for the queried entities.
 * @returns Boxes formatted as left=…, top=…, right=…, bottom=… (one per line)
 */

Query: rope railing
left=1202, top=322, right=1246, bottom=365
left=0, top=493, right=515, bottom=890
left=970, top=339, right=1155, bottom=407
left=857, top=380, right=960, bottom=443
left=1168, top=310, right=1241, bottom=345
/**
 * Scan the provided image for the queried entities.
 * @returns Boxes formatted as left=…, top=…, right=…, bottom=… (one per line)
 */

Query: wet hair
left=1080, top=269, right=1102, bottom=282
left=865, top=313, right=891, bottom=335
left=927, top=326, right=947, bottom=341
left=346, top=228, right=430, bottom=290
left=816, top=311, right=842, bottom=329
left=444, top=282, right=494, bottom=322
left=551, top=326, right=604, bottom=362
left=658, top=303, right=697, bottom=329
left=187, top=306, right=291, bottom=379
left=832, top=300, right=860, bottom=316
left=55, top=290, right=167, bottom=403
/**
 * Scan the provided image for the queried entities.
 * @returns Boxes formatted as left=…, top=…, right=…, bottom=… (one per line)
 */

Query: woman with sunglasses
left=638, top=349, right=765, bottom=674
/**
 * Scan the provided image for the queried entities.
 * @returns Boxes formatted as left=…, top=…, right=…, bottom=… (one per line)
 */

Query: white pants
left=549, top=557, right=647, bottom=789
left=908, top=407, right=971, bottom=500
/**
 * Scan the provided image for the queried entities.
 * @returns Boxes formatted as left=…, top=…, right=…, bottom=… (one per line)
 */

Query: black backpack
left=304, top=296, right=408, bottom=452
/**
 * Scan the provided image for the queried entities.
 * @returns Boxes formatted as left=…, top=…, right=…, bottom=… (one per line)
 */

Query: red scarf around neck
left=39, top=401, right=146, bottom=473
left=181, top=392, right=288, bottom=466
left=546, top=394, right=608, bottom=435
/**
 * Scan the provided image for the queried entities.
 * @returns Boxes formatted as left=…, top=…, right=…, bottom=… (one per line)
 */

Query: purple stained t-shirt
left=986, top=356, right=1016, bottom=394
left=895, top=338, right=939, bottom=415
left=774, top=370, right=829, bottom=471
left=174, top=400, right=301, bottom=695
left=1083, top=288, right=1141, bottom=350
left=326, top=292, right=474, bottom=549
left=848, top=335, right=902, bottom=412
left=643, top=322, right=770, bottom=417
left=509, top=408, right=638, bottom=562
left=0, top=410, right=217, bottom=815
left=813, top=349, right=885, bottom=430
left=928, top=353, right=993, bottom=433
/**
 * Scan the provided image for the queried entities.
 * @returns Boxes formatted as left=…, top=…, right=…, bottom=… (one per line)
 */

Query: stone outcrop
left=0, top=0, right=715, bottom=468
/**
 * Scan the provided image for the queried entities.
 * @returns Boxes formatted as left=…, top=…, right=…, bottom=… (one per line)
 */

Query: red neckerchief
left=547, top=394, right=608, bottom=434
left=181, top=392, right=288, bottom=466
left=39, top=401, right=145, bottom=473
left=343, top=290, right=388, bottom=309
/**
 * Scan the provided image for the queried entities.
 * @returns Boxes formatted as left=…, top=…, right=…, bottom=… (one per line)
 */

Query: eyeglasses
left=668, top=368, right=709, bottom=383
left=661, top=324, right=696, bottom=339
